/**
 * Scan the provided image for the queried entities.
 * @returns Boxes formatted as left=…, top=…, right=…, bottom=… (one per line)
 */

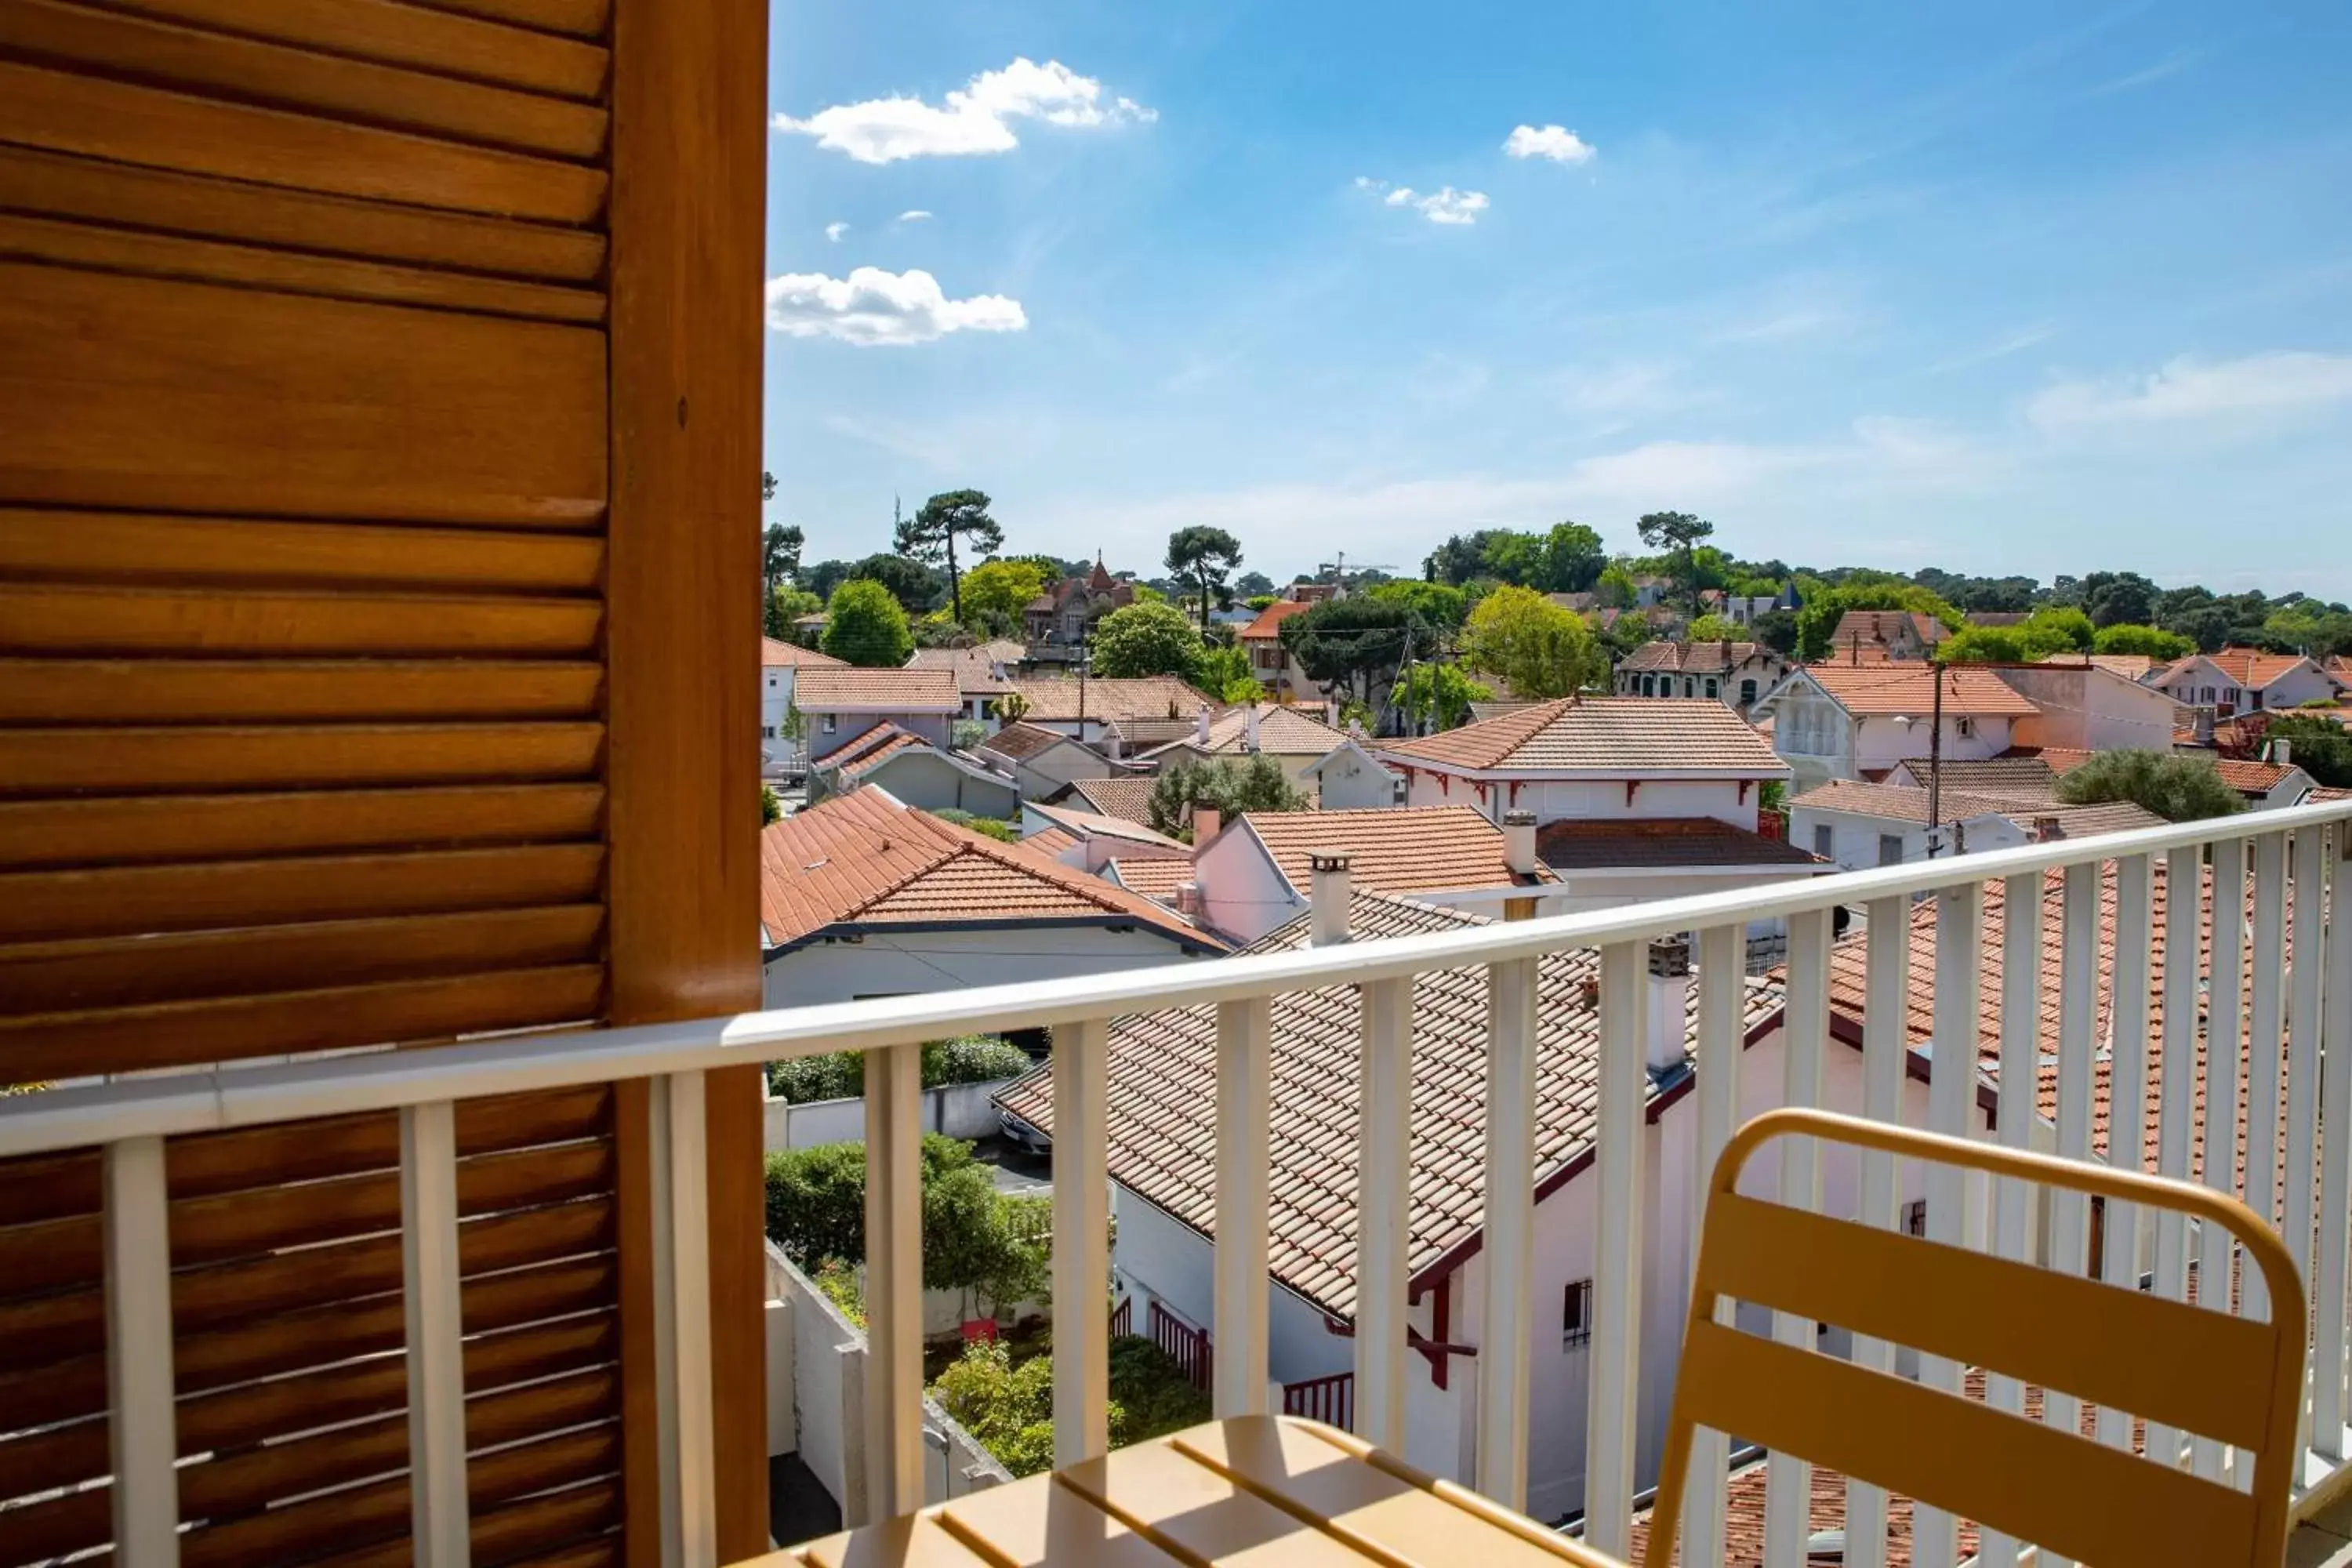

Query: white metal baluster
left=1680, top=922, right=1745, bottom=1568
left=105, top=1134, right=179, bottom=1568
left=2320, top=826, right=2352, bottom=1460
left=863, top=1044, right=924, bottom=1521
left=1978, top=873, right=2042, bottom=1567
left=2246, top=833, right=2289, bottom=1334
left=2042, top=861, right=2099, bottom=1550
left=649, top=1070, right=717, bottom=1567
left=1583, top=940, right=1648, bottom=1559
left=401, top=1102, right=469, bottom=1568
left=1763, top=906, right=1831, bottom=1568
left=1355, top=977, right=1415, bottom=1451
left=1843, top=896, right=1909, bottom=1568
left=2288, top=829, right=2328, bottom=1458
left=1214, top=997, right=1272, bottom=1417
left=1915, top=880, right=1982, bottom=1568
left=2197, top=837, right=2248, bottom=1483
left=2147, top=844, right=2201, bottom=1471
left=2100, top=853, right=2155, bottom=1455
left=1053, top=1018, right=1112, bottom=1468
left=1476, top=957, right=1539, bottom=1511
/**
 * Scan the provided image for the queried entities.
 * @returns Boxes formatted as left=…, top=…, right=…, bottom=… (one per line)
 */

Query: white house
left=2154, top=646, right=2347, bottom=717
left=1018, top=798, right=1192, bottom=874
left=1824, top=609, right=1950, bottom=662
left=1136, top=703, right=1349, bottom=788
left=756, top=786, right=1224, bottom=1007
left=906, top=641, right=1023, bottom=727
left=1991, top=659, right=2183, bottom=753
left=793, top=666, right=960, bottom=765
left=760, top=636, right=844, bottom=771
left=994, top=872, right=2004, bottom=1524
left=808, top=727, right=1019, bottom=819
left=1613, top=641, right=1790, bottom=713
left=1300, top=732, right=1406, bottom=810
left=1788, top=779, right=2163, bottom=870
left=2213, top=754, right=2317, bottom=810
left=974, top=720, right=1133, bottom=802
left=1236, top=586, right=1341, bottom=702
left=1749, top=664, right=2040, bottom=790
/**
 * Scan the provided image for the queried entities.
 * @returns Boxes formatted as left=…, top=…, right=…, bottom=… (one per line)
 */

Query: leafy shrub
left=928, top=1334, right=1210, bottom=1478
left=763, top=1140, right=867, bottom=1264
left=935, top=808, right=1019, bottom=843
left=2056, top=749, right=2248, bottom=822
left=768, top=1051, right=866, bottom=1105
left=927, top=1035, right=1032, bottom=1086
left=810, top=1258, right=865, bottom=1327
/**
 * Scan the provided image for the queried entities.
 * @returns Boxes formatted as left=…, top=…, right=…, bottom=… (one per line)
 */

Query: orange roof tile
left=2212, top=757, right=2294, bottom=794
left=1785, top=663, right=2042, bottom=717
left=1104, top=856, right=1195, bottom=898
left=824, top=724, right=933, bottom=779
left=906, top=645, right=1015, bottom=695
left=1617, top=640, right=1777, bottom=675
left=1238, top=597, right=1316, bottom=641
left=1021, top=827, right=1078, bottom=858
left=1023, top=799, right=1188, bottom=850
left=760, top=637, right=844, bottom=668
left=1064, top=775, right=1160, bottom=827
left=1002, top=676, right=1218, bottom=723
left=1379, top=696, right=1786, bottom=774
left=2198, top=646, right=2321, bottom=691
left=1828, top=608, right=1951, bottom=648
left=793, top=666, right=960, bottom=714
left=975, top=720, right=1073, bottom=762
left=1144, top=705, right=1347, bottom=759
left=1236, top=804, right=1549, bottom=896
left=757, top=788, right=1221, bottom=952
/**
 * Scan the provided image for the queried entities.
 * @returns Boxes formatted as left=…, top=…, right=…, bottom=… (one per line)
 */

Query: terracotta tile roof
left=826, top=725, right=934, bottom=780
left=1886, top=755, right=2060, bottom=800
left=1105, top=717, right=1200, bottom=749
left=1535, top=817, right=1826, bottom=869
left=906, top=645, right=1014, bottom=695
left=1145, top=705, right=1347, bottom=759
left=2045, top=652, right=2161, bottom=681
left=1022, top=827, right=1078, bottom=858
left=994, top=892, right=1785, bottom=1316
left=756, top=787, right=1221, bottom=952
left=1784, top=663, right=2042, bottom=718
left=2198, top=646, right=2322, bottom=691
left=975, top=720, right=1070, bottom=762
left=1104, top=856, right=1195, bottom=898
left=1024, top=798, right=1188, bottom=850
left=1791, top=780, right=2161, bottom=839
left=1236, top=804, right=1551, bottom=896
left=1064, top=775, right=1160, bottom=826
left=1466, top=699, right=1541, bottom=723
left=1239, top=597, right=1316, bottom=641
left=1828, top=609, right=1951, bottom=649
left=1617, top=640, right=1773, bottom=675
left=1003, top=676, right=1218, bottom=723
left=760, top=637, right=844, bottom=668
left=2002, top=744, right=2094, bottom=775
left=1380, top=697, right=1786, bottom=774
left=793, top=666, right=960, bottom=714
left=2311, top=785, right=2352, bottom=802
left=2212, top=757, right=2294, bottom=794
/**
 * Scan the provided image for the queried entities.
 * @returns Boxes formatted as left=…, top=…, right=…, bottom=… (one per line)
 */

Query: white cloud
left=1502, top=124, right=1597, bottom=164
left=764, top=268, right=1026, bottom=347
left=1359, top=178, right=1489, bottom=225
left=898, top=209, right=934, bottom=222
left=2027, top=351, right=2352, bottom=430
left=823, top=221, right=848, bottom=242
left=772, top=58, right=1154, bottom=163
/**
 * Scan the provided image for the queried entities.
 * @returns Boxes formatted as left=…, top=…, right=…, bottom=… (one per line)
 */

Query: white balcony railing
left=3, top=798, right=2348, bottom=1568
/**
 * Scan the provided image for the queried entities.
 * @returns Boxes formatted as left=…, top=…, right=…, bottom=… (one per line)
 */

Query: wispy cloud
left=823, top=221, right=849, bottom=243
left=1502, top=124, right=1598, bottom=164
left=773, top=57, right=1154, bottom=163
left=1706, top=307, right=1847, bottom=345
left=2081, top=48, right=2202, bottom=99
left=765, top=268, right=1026, bottom=346
left=1356, top=176, right=1489, bottom=226
left=1919, top=325, right=2060, bottom=376
left=2027, top=350, right=2352, bottom=430
left=898, top=209, right=935, bottom=223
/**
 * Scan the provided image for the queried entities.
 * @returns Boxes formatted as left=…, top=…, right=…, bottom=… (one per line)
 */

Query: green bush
left=811, top=1258, right=865, bottom=1327
left=2056, top=748, right=2248, bottom=822
left=935, top=808, right=1020, bottom=843
left=767, top=1036, right=1029, bottom=1102
left=928, top=1334, right=1210, bottom=1478
left=767, top=1051, right=866, bottom=1104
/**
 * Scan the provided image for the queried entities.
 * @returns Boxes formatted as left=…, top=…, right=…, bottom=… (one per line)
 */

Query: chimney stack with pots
left=1246, top=703, right=1261, bottom=753
left=1196, top=705, right=1212, bottom=746
left=1501, top=809, right=1539, bottom=877
left=2273, top=738, right=2294, bottom=768
left=1310, top=853, right=1352, bottom=947
left=2033, top=815, right=2065, bottom=843
left=1174, top=882, right=1203, bottom=917
left=1646, top=938, right=1691, bottom=1075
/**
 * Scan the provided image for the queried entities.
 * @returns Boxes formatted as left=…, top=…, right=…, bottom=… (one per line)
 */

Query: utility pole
left=1924, top=663, right=1945, bottom=858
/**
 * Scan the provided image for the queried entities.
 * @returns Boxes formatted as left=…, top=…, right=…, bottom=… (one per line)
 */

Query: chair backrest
left=1646, top=1108, right=2305, bottom=1568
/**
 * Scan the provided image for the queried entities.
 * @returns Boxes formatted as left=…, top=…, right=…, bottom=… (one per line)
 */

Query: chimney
left=2032, top=815, right=2064, bottom=843
left=1196, top=705, right=1212, bottom=745
left=2193, top=707, right=2215, bottom=745
left=1348, top=716, right=1367, bottom=739
left=1192, top=806, right=1221, bottom=849
left=1501, top=809, right=1538, bottom=877
left=1309, top=853, right=1352, bottom=946
left=1646, top=938, right=1692, bottom=1076
left=1103, top=731, right=1123, bottom=760
left=1174, top=882, right=1203, bottom=917
left=1246, top=703, right=1261, bottom=753
left=2273, top=738, right=2294, bottom=768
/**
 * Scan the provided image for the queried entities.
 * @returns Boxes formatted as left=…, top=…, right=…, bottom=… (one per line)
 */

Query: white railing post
left=1582, top=940, right=1648, bottom=1559
left=646, top=1072, right=717, bottom=1568
left=863, top=1044, right=924, bottom=1521
left=2245, top=832, right=2289, bottom=1329
left=1914, top=880, right=1982, bottom=1568
left=401, top=1101, right=470, bottom=1568
left=1681, top=921, right=1746, bottom=1568
left=1842, top=895, right=1909, bottom=1568
left=2319, top=826, right=2352, bottom=1459
left=1355, top=976, right=1415, bottom=1452
left=1052, top=1018, right=1111, bottom=1469
left=2288, top=829, right=2327, bottom=1458
left=1764, top=906, right=1831, bottom=1568
left=1214, top=996, right=1272, bottom=1417
left=2042, top=861, right=2100, bottom=1563
left=104, top=1134, right=180, bottom=1568
left=2100, top=852, right=2155, bottom=1454
left=1978, top=873, right=2043, bottom=1568
left=1476, top=957, right=1539, bottom=1511
left=2197, top=837, right=2248, bottom=1483
left=2147, top=844, right=2203, bottom=1471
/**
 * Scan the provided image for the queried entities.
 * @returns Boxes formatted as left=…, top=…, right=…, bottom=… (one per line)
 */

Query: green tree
left=1635, top=510, right=1717, bottom=612
left=2079, top=571, right=2161, bottom=629
left=1234, top=569, right=1276, bottom=597
left=1146, top=755, right=1308, bottom=838
left=2056, top=750, right=2248, bottom=823
left=1686, top=613, right=1743, bottom=642
left=894, top=490, right=1004, bottom=623
left=1194, top=643, right=1264, bottom=704
left=1461, top=585, right=1601, bottom=699
left=2260, top=716, right=2352, bottom=788
left=1794, top=583, right=1965, bottom=662
left=767, top=584, right=824, bottom=640
left=1397, top=662, right=1493, bottom=731
left=959, top=559, right=1049, bottom=633
left=1751, top=608, right=1800, bottom=655
left=849, top=552, right=942, bottom=614
left=762, top=520, right=804, bottom=615
left=1595, top=560, right=1639, bottom=611
left=1365, top=579, right=1469, bottom=629
left=1090, top=601, right=1205, bottom=680
left=2092, top=623, right=2195, bottom=660
left=1940, top=607, right=2094, bottom=664
left=1279, top=597, right=1416, bottom=706
left=1164, top=526, right=1246, bottom=639
left=761, top=784, right=783, bottom=826
left=821, top=579, right=915, bottom=666
left=1538, top=521, right=1607, bottom=593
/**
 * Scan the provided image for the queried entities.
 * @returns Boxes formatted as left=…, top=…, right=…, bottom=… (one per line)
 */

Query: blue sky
left=763, top=1, right=2352, bottom=599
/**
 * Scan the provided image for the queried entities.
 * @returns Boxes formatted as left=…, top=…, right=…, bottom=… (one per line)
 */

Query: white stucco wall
left=1998, top=666, right=2180, bottom=753
left=763, top=925, right=1216, bottom=1009
left=1788, top=806, right=2027, bottom=873
left=765, top=1076, right=1025, bottom=1152
left=808, top=710, right=953, bottom=764
left=1312, top=748, right=1405, bottom=811
left=1194, top=826, right=1301, bottom=946
left=1396, top=771, right=1769, bottom=831
left=851, top=751, right=1018, bottom=818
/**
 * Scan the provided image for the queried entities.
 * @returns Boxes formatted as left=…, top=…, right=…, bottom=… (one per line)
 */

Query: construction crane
left=1315, top=551, right=1396, bottom=592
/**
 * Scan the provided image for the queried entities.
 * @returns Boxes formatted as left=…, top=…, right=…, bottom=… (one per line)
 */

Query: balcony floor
left=2294, top=1490, right=2352, bottom=1568
left=763, top=1416, right=1627, bottom=1566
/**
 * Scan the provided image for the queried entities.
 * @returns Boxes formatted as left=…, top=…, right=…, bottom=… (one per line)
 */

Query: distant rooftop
left=1381, top=695, right=1786, bottom=775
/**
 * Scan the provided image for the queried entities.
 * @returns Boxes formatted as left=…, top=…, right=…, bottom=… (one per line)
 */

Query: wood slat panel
left=426, top=0, right=608, bottom=42
left=0, top=263, right=607, bottom=524
left=0, top=584, right=602, bottom=656
left=485, top=1529, right=623, bottom=1568
left=0, top=61, right=607, bottom=223
left=0, top=722, right=604, bottom=795
left=1, top=0, right=607, bottom=158
left=0, top=962, right=604, bottom=1080
left=0, top=782, right=605, bottom=868
left=0, top=210, right=606, bottom=321
left=93, top=0, right=611, bottom=100
left=0, top=659, right=606, bottom=724
left=2, top=842, right=604, bottom=939
left=321, top=1483, right=622, bottom=1568
left=0, top=146, right=605, bottom=281
left=0, top=510, right=606, bottom=589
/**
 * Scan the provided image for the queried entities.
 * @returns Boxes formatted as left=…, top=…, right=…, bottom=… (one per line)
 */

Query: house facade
left=1824, top=610, right=1950, bottom=662
left=1021, top=558, right=1135, bottom=648
left=1992, top=660, right=2183, bottom=753
left=1750, top=665, right=2039, bottom=790
left=974, top=720, right=1134, bottom=800
left=760, top=636, right=846, bottom=773
left=906, top=642, right=1022, bottom=726
left=793, top=666, right=961, bottom=764
left=1189, top=804, right=1554, bottom=943
left=1613, top=641, right=1790, bottom=713
left=1237, top=593, right=1328, bottom=702
left=1301, top=734, right=1406, bottom=809
left=1788, top=779, right=2161, bottom=870
left=809, top=730, right=1020, bottom=818
left=2154, top=647, right=2347, bottom=717
left=1136, top=703, right=1348, bottom=787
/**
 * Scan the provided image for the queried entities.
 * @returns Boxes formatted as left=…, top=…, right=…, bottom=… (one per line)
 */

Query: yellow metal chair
left=1646, top=1108, right=2306, bottom=1568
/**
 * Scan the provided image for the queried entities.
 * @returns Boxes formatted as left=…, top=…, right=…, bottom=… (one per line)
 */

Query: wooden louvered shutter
left=0, top=0, right=768, bottom=1563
